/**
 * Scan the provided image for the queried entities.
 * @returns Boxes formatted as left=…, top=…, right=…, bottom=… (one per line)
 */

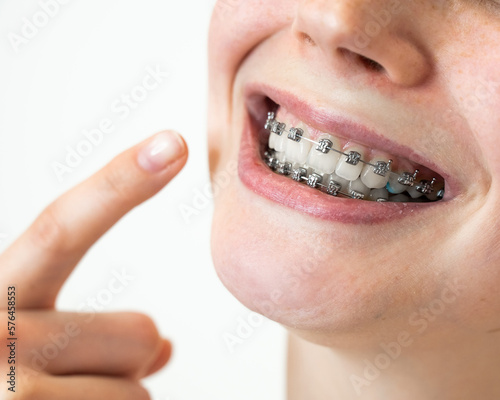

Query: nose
left=292, top=0, right=432, bottom=87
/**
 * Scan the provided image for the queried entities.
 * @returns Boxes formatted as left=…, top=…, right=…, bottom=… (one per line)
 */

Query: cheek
left=209, top=0, right=294, bottom=67
left=207, top=0, right=295, bottom=141
left=439, top=21, right=500, bottom=187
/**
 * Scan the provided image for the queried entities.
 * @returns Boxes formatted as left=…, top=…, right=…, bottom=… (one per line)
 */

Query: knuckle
left=126, top=313, right=161, bottom=354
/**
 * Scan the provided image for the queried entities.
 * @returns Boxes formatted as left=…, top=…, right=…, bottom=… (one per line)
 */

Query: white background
left=0, top=1, right=286, bottom=399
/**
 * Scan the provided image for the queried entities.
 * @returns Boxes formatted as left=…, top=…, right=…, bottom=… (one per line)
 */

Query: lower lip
left=238, top=114, right=443, bottom=224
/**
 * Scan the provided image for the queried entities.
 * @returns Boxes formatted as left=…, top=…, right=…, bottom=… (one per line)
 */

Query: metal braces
left=264, top=112, right=445, bottom=201
left=415, top=178, right=436, bottom=195
left=265, top=151, right=392, bottom=201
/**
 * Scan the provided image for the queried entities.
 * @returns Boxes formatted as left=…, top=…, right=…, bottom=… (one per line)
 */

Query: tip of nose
left=292, top=1, right=433, bottom=88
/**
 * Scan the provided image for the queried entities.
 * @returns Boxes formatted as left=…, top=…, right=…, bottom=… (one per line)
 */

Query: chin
left=210, top=180, right=422, bottom=340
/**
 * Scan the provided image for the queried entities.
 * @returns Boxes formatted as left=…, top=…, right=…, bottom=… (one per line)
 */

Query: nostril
left=339, top=48, right=385, bottom=74
left=298, top=31, right=316, bottom=46
left=358, top=55, right=384, bottom=72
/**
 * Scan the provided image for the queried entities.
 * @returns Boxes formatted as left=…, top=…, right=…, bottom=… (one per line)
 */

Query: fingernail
left=138, top=131, right=185, bottom=173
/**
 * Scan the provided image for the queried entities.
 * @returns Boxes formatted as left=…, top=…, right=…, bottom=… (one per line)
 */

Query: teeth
left=407, top=177, right=436, bottom=199
left=361, top=158, right=392, bottom=189
left=285, top=123, right=313, bottom=164
left=386, top=173, right=408, bottom=194
left=263, top=112, right=445, bottom=203
left=390, top=194, right=411, bottom=202
left=326, top=172, right=350, bottom=192
left=275, top=151, right=287, bottom=163
left=349, top=178, right=371, bottom=199
left=335, top=146, right=365, bottom=181
left=369, top=188, right=389, bottom=202
left=306, top=134, right=341, bottom=174
left=407, top=185, right=424, bottom=199
left=268, top=130, right=277, bottom=150
left=426, top=182, right=444, bottom=201
left=274, top=129, right=288, bottom=153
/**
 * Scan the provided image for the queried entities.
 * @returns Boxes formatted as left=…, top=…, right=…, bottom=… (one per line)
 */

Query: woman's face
left=208, top=0, right=500, bottom=345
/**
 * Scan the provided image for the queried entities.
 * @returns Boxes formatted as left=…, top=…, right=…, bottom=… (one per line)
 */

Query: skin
left=208, top=0, right=500, bottom=399
left=4, top=2, right=500, bottom=399
left=0, top=131, right=187, bottom=399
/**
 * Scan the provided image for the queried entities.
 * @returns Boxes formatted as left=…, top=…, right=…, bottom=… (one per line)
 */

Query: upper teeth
left=264, top=111, right=444, bottom=202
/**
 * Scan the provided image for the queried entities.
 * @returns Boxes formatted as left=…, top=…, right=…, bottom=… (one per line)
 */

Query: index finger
left=0, top=131, right=187, bottom=308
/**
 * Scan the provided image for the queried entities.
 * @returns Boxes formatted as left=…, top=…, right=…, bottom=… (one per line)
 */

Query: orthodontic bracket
left=267, top=111, right=286, bottom=136
left=272, top=122, right=286, bottom=136
left=374, top=160, right=392, bottom=177
left=416, top=177, right=436, bottom=195
left=264, top=113, right=443, bottom=201
left=316, top=139, right=333, bottom=154
left=327, top=180, right=342, bottom=196
left=264, top=150, right=279, bottom=170
left=265, top=112, right=276, bottom=130
left=349, top=190, right=366, bottom=200
left=292, top=167, right=308, bottom=182
left=307, top=173, right=322, bottom=188
left=277, top=162, right=292, bottom=176
left=398, top=170, right=419, bottom=187
left=288, top=127, right=304, bottom=142
left=346, top=151, right=362, bottom=166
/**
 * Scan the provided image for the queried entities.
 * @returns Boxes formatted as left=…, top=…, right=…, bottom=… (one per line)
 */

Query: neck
left=287, top=329, right=500, bottom=400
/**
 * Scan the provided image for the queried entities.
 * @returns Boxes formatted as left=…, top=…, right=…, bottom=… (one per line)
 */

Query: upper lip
left=244, top=82, right=455, bottom=198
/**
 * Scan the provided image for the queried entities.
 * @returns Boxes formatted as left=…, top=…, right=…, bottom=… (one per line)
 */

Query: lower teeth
left=263, top=112, right=445, bottom=203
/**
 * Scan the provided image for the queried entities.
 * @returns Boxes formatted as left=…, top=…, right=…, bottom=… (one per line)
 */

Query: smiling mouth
left=262, top=105, right=445, bottom=203
left=239, top=84, right=450, bottom=223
